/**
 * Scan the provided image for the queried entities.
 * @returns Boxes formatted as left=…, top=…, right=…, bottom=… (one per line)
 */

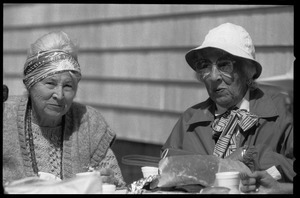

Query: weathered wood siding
left=3, top=4, right=294, bottom=144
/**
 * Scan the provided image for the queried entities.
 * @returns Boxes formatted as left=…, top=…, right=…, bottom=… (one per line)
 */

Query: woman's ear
left=195, top=72, right=204, bottom=83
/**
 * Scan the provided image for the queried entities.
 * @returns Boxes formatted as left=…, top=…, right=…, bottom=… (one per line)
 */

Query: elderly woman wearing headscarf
left=161, top=23, right=294, bottom=183
left=3, top=31, right=126, bottom=188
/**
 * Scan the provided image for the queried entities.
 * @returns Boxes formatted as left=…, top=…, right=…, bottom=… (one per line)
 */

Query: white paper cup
left=76, top=171, right=100, bottom=177
left=215, top=172, right=240, bottom=194
left=75, top=171, right=102, bottom=194
left=102, top=184, right=116, bottom=194
left=141, top=166, right=159, bottom=178
left=38, top=172, right=62, bottom=181
left=114, top=189, right=128, bottom=194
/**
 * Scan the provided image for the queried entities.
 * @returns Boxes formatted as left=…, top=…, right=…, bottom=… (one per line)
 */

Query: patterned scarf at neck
left=212, top=108, right=259, bottom=158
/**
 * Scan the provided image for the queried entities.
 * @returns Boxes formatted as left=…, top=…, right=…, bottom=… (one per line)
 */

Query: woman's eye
left=218, top=60, right=232, bottom=67
left=201, top=62, right=211, bottom=68
left=218, top=62, right=229, bottom=68
left=196, top=60, right=211, bottom=70
left=64, top=84, right=73, bottom=89
left=45, top=81, right=55, bottom=86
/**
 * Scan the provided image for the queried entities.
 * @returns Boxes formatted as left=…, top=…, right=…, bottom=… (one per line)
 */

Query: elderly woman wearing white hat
left=161, top=23, right=294, bottom=185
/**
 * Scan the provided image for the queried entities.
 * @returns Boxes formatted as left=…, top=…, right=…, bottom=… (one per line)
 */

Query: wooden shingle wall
left=3, top=4, right=294, bottom=145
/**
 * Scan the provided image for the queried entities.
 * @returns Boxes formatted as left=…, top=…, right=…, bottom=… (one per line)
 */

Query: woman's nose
left=53, top=86, right=64, bottom=100
left=210, top=65, right=222, bottom=81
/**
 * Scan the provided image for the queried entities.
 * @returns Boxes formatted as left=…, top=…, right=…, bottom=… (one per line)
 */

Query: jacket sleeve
left=265, top=91, right=294, bottom=182
left=277, top=120, right=294, bottom=182
left=252, top=88, right=295, bottom=182
left=252, top=140, right=294, bottom=182
left=161, top=115, right=185, bottom=155
left=96, top=148, right=126, bottom=188
left=251, top=110, right=294, bottom=182
left=83, top=106, right=126, bottom=187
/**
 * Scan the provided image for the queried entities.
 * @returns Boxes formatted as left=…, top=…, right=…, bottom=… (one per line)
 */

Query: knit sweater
left=31, top=122, right=63, bottom=178
left=3, top=95, right=126, bottom=187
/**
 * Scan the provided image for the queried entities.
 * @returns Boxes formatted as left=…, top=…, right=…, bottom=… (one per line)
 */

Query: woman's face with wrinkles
left=29, top=72, right=77, bottom=121
left=197, top=49, right=248, bottom=109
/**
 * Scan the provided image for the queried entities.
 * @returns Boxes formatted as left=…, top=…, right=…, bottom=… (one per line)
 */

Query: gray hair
left=68, top=71, right=81, bottom=90
left=27, top=31, right=79, bottom=61
left=239, top=59, right=258, bottom=90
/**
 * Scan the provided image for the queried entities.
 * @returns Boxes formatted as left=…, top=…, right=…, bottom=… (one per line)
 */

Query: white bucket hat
left=185, top=22, right=262, bottom=79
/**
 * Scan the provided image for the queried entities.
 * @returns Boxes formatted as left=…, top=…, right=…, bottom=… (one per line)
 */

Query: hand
left=239, top=171, right=280, bottom=194
left=98, top=168, right=117, bottom=185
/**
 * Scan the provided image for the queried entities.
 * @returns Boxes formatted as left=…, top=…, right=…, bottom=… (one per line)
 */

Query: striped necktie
left=212, top=108, right=259, bottom=158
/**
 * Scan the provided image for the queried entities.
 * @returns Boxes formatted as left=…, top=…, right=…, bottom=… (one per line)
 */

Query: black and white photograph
left=3, top=4, right=294, bottom=194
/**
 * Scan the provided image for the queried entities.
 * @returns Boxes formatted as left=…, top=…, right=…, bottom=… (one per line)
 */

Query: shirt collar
left=236, top=89, right=250, bottom=111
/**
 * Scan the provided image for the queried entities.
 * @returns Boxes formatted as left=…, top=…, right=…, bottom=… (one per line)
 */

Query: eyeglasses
left=194, top=57, right=235, bottom=79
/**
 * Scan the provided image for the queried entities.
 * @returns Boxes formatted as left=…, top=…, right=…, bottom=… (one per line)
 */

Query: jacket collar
left=249, top=88, right=279, bottom=118
left=186, top=87, right=279, bottom=125
left=186, top=98, right=215, bottom=125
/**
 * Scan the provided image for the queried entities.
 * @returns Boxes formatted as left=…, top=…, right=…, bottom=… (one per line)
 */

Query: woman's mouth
left=214, top=88, right=226, bottom=94
left=48, top=104, right=64, bottom=111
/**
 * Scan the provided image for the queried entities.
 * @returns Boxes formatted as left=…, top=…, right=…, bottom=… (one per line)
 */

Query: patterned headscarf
left=23, top=49, right=81, bottom=89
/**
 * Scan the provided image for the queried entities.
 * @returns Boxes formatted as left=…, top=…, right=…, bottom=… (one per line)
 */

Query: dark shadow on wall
left=111, top=139, right=162, bottom=185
